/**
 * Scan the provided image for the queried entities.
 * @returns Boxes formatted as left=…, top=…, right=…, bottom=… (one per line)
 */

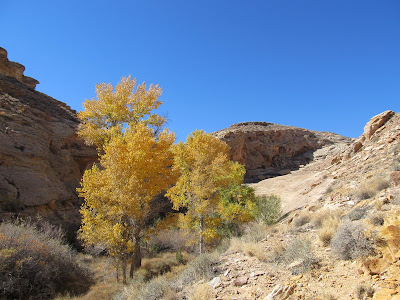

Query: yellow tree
left=79, top=122, right=176, bottom=283
left=166, top=130, right=247, bottom=254
left=77, top=75, right=165, bottom=149
left=77, top=76, right=176, bottom=283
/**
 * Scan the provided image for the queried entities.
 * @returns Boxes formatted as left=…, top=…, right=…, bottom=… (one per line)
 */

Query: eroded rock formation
left=0, top=58, right=97, bottom=243
left=214, top=122, right=352, bottom=182
left=0, top=47, right=39, bottom=89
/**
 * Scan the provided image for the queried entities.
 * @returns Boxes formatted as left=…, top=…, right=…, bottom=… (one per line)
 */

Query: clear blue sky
left=1, top=1, right=399, bottom=140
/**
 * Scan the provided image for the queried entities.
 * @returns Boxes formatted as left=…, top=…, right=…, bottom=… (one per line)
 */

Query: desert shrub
left=120, top=276, right=177, bottom=300
left=280, top=238, right=319, bottom=274
left=229, top=238, right=266, bottom=261
left=318, top=215, right=340, bottom=246
left=189, top=282, right=215, bottom=300
left=345, top=206, right=370, bottom=221
left=293, top=211, right=311, bottom=227
left=330, top=220, right=375, bottom=260
left=356, top=177, right=390, bottom=200
left=355, top=283, right=375, bottom=299
left=0, top=222, right=92, bottom=299
left=253, top=194, right=282, bottom=225
left=369, top=213, right=385, bottom=226
left=241, top=221, right=269, bottom=243
left=180, top=252, right=219, bottom=285
left=138, top=252, right=188, bottom=280
left=312, top=208, right=342, bottom=229
left=146, top=228, right=190, bottom=255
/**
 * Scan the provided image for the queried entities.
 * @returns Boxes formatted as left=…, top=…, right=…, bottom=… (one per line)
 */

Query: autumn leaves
left=77, top=76, right=253, bottom=282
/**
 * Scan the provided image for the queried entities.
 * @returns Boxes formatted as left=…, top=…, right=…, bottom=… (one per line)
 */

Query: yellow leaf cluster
left=77, top=76, right=165, bottom=149
left=79, top=123, right=176, bottom=259
left=166, top=130, right=246, bottom=251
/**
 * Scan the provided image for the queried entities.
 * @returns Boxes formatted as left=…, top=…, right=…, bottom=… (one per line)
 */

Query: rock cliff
left=214, top=122, right=352, bottom=182
left=0, top=47, right=39, bottom=89
left=0, top=54, right=97, bottom=243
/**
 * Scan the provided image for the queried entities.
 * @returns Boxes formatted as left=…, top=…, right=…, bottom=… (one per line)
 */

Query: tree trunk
left=122, top=260, right=127, bottom=284
left=129, top=232, right=142, bottom=278
left=199, top=216, right=204, bottom=255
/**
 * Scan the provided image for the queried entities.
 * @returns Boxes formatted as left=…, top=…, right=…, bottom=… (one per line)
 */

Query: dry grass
left=137, top=252, right=189, bottom=280
left=293, top=211, right=311, bottom=227
left=55, top=255, right=123, bottom=300
left=356, top=176, right=390, bottom=200
left=312, top=208, right=342, bottom=228
left=189, top=282, right=215, bottom=300
left=318, top=215, right=340, bottom=246
left=240, top=221, right=270, bottom=243
left=229, top=238, right=266, bottom=261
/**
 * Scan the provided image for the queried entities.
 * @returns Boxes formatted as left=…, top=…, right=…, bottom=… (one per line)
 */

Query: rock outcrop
left=214, top=122, right=352, bottom=182
left=0, top=47, right=39, bottom=89
left=0, top=57, right=97, bottom=243
left=352, top=110, right=396, bottom=154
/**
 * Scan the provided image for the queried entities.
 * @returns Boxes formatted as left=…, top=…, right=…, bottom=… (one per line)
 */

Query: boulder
left=364, top=110, right=395, bottom=141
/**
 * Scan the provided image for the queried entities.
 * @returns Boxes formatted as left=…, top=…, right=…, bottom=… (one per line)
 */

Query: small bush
left=180, top=252, right=219, bottom=285
left=0, top=222, right=92, bottom=299
left=123, top=276, right=176, bottom=300
left=312, top=208, right=342, bottom=229
left=356, top=177, right=390, bottom=200
left=355, top=283, right=374, bottom=299
left=189, top=282, right=215, bottom=300
left=280, top=238, right=319, bottom=274
left=369, top=213, right=385, bottom=226
left=146, top=228, right=190, bottom=254
left=330, top=220, right=375, bottom=260
left=229, top=238, right=266, bottom=261
left=241, top=221, right=269, bottom=243
left=138, top=252, right=188, bottom=280
left=293, top=211, right=311, bottom=227
left=253, top=194, right=282, bottom=225
left=318, top=215, right=340, bottom=246
left=345, top=206, right=370, bottom=221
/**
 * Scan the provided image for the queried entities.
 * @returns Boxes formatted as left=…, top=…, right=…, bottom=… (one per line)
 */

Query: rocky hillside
left=0, top=48, right=97, bottom=241
left=202, top=110, right=400, bottom=299
left=214, top=122, right=352, bottom=182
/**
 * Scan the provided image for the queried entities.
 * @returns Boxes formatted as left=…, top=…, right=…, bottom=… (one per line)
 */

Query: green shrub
left=0, top=221, right=93, bottom=299
left=253, top=194, right=282, bottom=225
left=330, top=220, right=375, bottom=260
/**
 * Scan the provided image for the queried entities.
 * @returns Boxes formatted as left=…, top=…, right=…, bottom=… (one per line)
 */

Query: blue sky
left=1, top=1, right=399, bottom=140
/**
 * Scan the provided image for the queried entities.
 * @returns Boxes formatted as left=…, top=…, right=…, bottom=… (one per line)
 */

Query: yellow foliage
left=77, top=76, right=176, bottom=282
left=77, top=76, right=165, bottom=149
left=166, top=130, right=246, bottom=253
left=79, top=123, right=176, bottom=260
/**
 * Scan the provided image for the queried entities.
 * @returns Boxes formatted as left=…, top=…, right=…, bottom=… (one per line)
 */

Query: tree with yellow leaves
left=77, top=77, right=176, bottom=283
left=166, top=130, right=249, bottom=254
left=77, top=75, right=165, bottom=149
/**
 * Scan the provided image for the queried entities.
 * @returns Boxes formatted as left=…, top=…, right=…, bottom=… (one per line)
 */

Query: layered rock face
left=0, top=58, right=97, bottom=242
left=0, top=47, right=39, bottom=89
left=214, top=122, right=352, bottom=182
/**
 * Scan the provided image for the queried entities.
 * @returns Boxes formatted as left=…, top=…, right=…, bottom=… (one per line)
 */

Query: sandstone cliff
left=0, top=55, right=97, bottom=243
left=214, top=122, right=352, bottom=182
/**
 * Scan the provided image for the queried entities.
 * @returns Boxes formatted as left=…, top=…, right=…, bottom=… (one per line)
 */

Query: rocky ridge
left=214, top=122, right=352, bottom=182
left=193, top=110, right=400, bottom=299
